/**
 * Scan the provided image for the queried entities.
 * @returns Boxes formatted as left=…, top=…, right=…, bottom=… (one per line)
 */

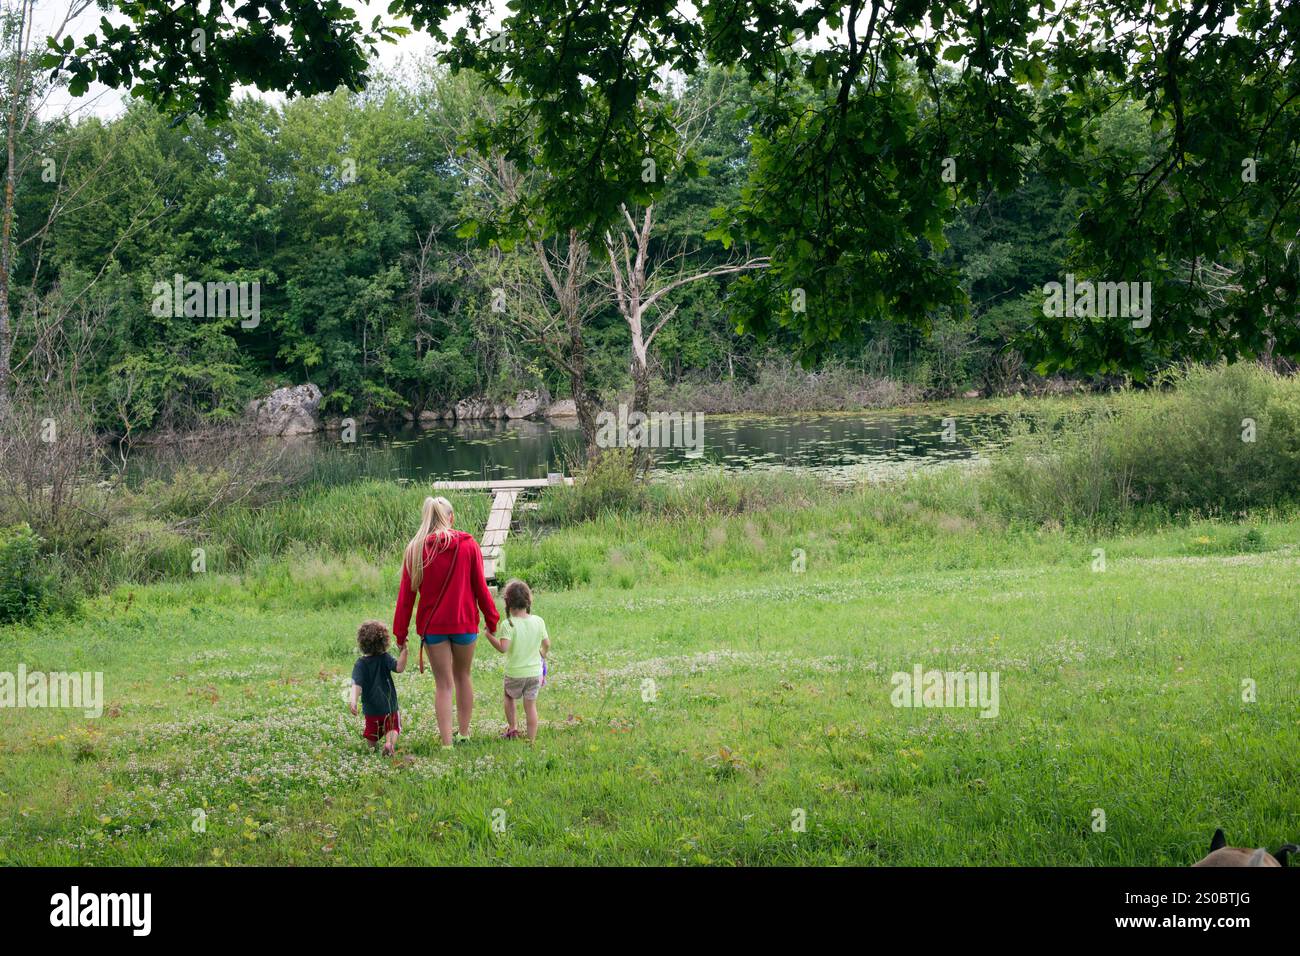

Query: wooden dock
left=432, top=477, right=574, bottom=490
left=433, top=475, right=573, bottom=582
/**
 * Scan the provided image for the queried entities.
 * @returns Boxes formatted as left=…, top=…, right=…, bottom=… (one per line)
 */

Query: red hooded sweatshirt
left=392, top=530, right=500, bottom=645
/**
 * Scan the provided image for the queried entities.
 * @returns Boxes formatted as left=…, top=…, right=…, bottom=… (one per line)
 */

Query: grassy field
left=2, top=480, right=1297, bottom=865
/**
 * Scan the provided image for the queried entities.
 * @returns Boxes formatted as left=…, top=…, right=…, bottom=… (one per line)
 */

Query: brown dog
left=1193, top=828, right=1297, bottom=867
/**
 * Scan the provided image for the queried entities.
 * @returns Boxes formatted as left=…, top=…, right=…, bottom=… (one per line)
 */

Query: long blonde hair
left=403, top=496, right=456, bottom=589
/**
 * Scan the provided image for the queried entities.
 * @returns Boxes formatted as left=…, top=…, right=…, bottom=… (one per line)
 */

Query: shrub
left=1234, top=527, right=1267, bottom=553
left=988, top=363, right=1300, bottom=525
left=0, top=524, right=59, bottom=625
left=505, top=544, right=593, bottom=591
left=82, top=518, right=195, bottom=584
left=538, top=449, right=646, bottom=524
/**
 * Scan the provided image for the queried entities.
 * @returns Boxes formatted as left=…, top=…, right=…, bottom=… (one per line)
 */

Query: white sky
left=31, top=0, right=1148, bottom=123
left=33, top=0, right=461, bottom=120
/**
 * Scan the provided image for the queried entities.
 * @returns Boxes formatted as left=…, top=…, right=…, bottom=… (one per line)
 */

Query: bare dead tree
left=472, top=226, right=607, bottom=456
left=604, top=202, right=768, bottom=465
left=0, top=0, right=170, bottom=416
left=2, top=0, right=98, bottom=413
left=427, top=70, right=608, bottom=456
left=600, top=88, right=766, bottom=472
left=0, top=279, right=109, bottom=535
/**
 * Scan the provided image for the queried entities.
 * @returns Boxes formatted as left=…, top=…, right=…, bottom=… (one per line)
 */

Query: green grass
left=2, top=488, right=1297, bottom=865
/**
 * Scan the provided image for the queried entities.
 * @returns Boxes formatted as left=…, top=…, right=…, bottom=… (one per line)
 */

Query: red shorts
left=362, top=711, right=401, bottom=742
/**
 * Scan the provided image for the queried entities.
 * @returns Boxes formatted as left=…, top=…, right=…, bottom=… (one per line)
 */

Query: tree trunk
left=0, top=1, right=24, bottom=420
left=572, top=370, right=602, bottom=463
left=564, top=316, right=602, bottom=462
left=0, top=84, right=15, bottom=418
left=0, top=291, right=11, bottom=419
left=630, top=347, right=652, bottom=477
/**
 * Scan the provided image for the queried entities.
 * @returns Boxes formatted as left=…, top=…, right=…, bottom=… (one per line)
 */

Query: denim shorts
left=422, top=633, right=477, bottom=646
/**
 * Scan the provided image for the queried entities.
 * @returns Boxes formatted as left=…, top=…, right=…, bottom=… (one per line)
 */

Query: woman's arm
left=392, top=561, right=416, bottom=646
left=469, top=542, right=501, bottom=634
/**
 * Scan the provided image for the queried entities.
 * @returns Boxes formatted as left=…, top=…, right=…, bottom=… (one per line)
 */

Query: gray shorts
left=504, top=676, right=542, bottom=700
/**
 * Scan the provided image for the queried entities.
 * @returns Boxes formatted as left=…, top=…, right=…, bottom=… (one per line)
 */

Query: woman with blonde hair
left=393, top=495, right=499, bottom=748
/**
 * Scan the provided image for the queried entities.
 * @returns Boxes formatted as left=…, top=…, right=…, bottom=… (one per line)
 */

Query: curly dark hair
left=357, top=620, right=390, bottom=656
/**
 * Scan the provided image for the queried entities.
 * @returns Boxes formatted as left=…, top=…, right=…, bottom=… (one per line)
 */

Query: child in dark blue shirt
left=350, top=620, right=409, bottom=755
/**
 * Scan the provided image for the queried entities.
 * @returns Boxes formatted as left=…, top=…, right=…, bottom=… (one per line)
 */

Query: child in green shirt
left=486, top=579, right=550, bottom=742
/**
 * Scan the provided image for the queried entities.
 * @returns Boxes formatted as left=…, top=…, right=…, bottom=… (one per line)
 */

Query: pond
left=328, top=411, right=1010, bottom=484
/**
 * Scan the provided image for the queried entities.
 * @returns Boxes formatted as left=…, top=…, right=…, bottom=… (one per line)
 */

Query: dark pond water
left=331, top=411, right=1009, bottom=484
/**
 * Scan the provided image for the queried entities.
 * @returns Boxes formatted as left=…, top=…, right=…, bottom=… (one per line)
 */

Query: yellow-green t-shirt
left=502, top=613, right=548, bottom=678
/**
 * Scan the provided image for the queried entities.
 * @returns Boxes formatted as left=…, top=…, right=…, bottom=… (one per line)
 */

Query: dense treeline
left=0, top=61, right=1191, bottom=433
left=2, top=61, right=1097, bottom=431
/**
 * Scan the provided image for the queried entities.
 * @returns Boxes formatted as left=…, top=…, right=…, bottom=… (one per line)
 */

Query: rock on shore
left=246, top=384, right=323, bottom=435
left=248, top=385, right=563, bottom=433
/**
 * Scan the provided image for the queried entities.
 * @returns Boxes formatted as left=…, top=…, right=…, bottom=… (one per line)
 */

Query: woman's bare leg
left=428, top=641, right=454, bottom=747
left=451, top=639, right=477, bottom=737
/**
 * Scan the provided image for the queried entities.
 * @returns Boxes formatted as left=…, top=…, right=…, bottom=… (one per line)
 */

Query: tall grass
left=10, top=362, right=1300, bottom=609
left=198, top=483, right=492, bottom=574
left=510, top=466, right=1049, bottom=590
left=651, top=357, right=924, bottom=414
left=986, top=363, right=1300, bottom=526
left=61, top=482, right=492, bottom=589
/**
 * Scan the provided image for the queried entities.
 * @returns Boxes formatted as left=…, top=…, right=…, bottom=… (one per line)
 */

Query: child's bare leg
left=524, top=698, right=539, bottom=742
left=504, top=693, right=517, bottom=732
